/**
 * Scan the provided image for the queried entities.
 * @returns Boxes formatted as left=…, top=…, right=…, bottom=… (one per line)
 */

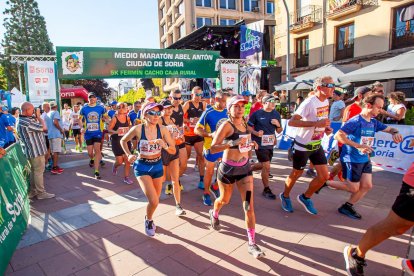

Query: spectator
left=0, top=105, right=15, bottom=148
left=296, top=96, right=304, bottom=110
left=329, top=90, right=346, bottom=122
left=17, top=102, right=55, bottom=199
left=249, top=90, right=268, bottom=117
left=241, top=90, right=252, bottom=118
left=382, top=91, right=407, bottom=124
left=45, top=101, right=65, bottom=175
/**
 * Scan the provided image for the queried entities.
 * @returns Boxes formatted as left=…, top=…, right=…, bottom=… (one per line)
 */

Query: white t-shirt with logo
left=387, top=103, right=406, bottom=121
left=293, top=95, right=329, bottom=151
left=62, top=108, right=72, bottom=130
left=70, top=111, right=81, bottom=130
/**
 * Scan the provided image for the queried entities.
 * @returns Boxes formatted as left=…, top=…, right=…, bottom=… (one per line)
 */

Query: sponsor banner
left=56, top=47, right=220, bottom=79
left=0, top=143, right=31, bottom=275
left=240, top=21, right=264, bottom=66
left=26, top=61, right=57, bottom=106
left=240, top=66, right=261, bottom=95
left=220, top=63, right=239, bottom=94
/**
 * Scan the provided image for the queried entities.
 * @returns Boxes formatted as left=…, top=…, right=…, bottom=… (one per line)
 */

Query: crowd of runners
left=6, top=75, right=413, bottom=276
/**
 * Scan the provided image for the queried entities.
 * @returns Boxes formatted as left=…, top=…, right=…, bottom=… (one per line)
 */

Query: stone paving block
left=136, top=257, right=198, bottom=276
left=6, top=263, right=45, bottom=276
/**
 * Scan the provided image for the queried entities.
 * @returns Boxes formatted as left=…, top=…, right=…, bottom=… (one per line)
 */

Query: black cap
left=88, top=92, right=96, bottom=98
left=353, top=86, right=371, bottom=99
left=160, top=99, right=172, bottom=108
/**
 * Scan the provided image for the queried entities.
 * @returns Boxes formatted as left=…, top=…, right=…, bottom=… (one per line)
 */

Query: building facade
left=274, top=0, right=414, bottom=96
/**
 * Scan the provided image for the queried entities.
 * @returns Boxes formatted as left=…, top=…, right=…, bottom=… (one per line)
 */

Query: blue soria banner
left=240, top=21, right=264, bottom=66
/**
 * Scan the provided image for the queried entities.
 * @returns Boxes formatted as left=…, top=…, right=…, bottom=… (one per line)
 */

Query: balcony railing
left=295, top=53, right=309, bottom=68
left=290, top=5, right=322, bottom=33
left=326, top=0, right=378, bottom=20
left=336, top=41, right=354, bottom=61
left=392, top=26, right=414, bottom=50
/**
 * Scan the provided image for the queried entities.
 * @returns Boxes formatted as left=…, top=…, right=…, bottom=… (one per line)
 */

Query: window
left=220, top=0, right=236, bottom=9
left=168, top=14, right=173, bottom=25
left=391, top=3, right=414, bottom=50
left=267, top=1, right=274, bottom=14
left=162, top=40, right=168, bottom=49
left=178, top=1, right=185, bottom=15
left=161, top=24, right=167, bottom=36
left=161, top=5, right=166, bottom=18
left=196, top=17, right=213, bottom=29
left=296, top=36, right=309, bottom=68
left=244, top=0, right=259, bottom=11
left=168, top=33, right=173, bottom=44
left=336, top=23, right=354, bottom=60
left=179, top=22, right=186, bottom=38
left=196, top=0, right=212, bottom=7
left=220, top=18, right=237, bottom=25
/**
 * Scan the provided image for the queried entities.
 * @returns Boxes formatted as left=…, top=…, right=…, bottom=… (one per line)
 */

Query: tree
left=1, top=0, right=55, bottom=90
left=61, top=79, right=113, bottom=103
left=0, top=66, right=7, bottom=90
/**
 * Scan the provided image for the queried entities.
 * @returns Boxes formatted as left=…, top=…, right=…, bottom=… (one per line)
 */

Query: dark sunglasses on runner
left=321, top=83, right=335, bottom=88
left=173, top=97, right=182, bottom=100
left=195, top=93, right=203, bottom=97
left=147, top=110, right=161, bottom=116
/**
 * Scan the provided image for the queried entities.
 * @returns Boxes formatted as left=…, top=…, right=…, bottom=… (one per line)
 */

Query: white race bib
left=261, top=134, right=275, bottom=146
left=189, top=117, right=198, bottom=128
left=117, top=127, right=129, bottom=136
left=167, top=125, right=181, bottom=140
left=361, top=136, right=374, bottom=147
left=238, top=134, right=251, bottom=153
left=139, top=140, right=161, bottom=155
left=86, top=123, right=99, bottom=131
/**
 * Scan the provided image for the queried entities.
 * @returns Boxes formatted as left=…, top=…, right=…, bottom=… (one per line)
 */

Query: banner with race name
left=0, top=143, right=31, bottom=275
left=220, top=63, right=239, bottom=94
left=56, top=47, right=220, bottom=79
left=26, top=61, right=58, bottom=107
left=240, top=21, right=264, bottom=66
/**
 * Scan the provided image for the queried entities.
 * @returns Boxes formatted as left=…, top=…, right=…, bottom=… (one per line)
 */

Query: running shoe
left=305, top=169, right=317, bottom=178
left=79, top=147, right=83, bottom=153
left=202, top=193, right=212, bottom=206
left=37, top=192, right=55, bottom=200
left=402, top=259, right=414, bottom=276
left=100, top=160, right=105, bottom=167
left=89, top=159, right=94, bottom=168
left=112, top=163, right=118, bottom=175
left=343, top=246, right=366, bottom=276
left=327, top=149, right=339, bottom=166
left=144, top=216, right=156, bottom=236
left=279, top=192, right=293, bottom=213
left=165, top=183, right=173, bottom=195
left=123, top=177, right=134, bottom=185
left=209, top=185, right=220, bottom=199
left=262, top=187, right=276, bottom=200
left=55, top=166, right=64, bottom=173
left=175, top=204, right=186, bottom=216
left=198, top=181, right=204, bottom=190
left=179, top=182, right=184, bottom=191
left=209, top=209, right=220, bottom=230
left=338, top=204, right=362, bottom=220
left=94, top=171, right=101, bottom=180
left=75, top=145, right=79, bottom=152
left=248, top=244, right=265, bottom=259
left=297, top=194, right=318, bottom=215
left=51, top=167, right=63, bottom=175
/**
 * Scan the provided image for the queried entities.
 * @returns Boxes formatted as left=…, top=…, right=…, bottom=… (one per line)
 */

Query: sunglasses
left=194, top=93, right=203, bottom=97
left=321, top=83, right=335, bottom=88
left=173, top=97, right=182, bottom=100
left=266, top=99, right=276, bottom=103
left=147, top=110, right=161, bottom=116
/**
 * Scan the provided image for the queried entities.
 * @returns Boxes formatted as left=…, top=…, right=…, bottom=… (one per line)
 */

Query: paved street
left=5, top=142, right=412, bottom=276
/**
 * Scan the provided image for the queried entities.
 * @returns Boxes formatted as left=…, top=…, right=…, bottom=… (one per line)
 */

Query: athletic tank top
left=161, top=117, right=183, bottom=145
left=171, top=105, right=184, bottom=127
left=111, top=116, right=129, bottom=138
left=224, top=120, right=251, bottom=152
left=184, top=101, right=203, bottom=136
left=138, top=124, right=162, bottom=156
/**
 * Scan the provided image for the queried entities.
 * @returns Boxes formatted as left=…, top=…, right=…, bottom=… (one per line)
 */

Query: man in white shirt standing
left=329, top=90, right=345, bottom=122
left=62, top=103, right=72, bottom=141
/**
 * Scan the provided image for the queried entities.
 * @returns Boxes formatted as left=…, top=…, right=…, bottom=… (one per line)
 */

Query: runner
left=280, top=76, right=334, bottom=215
left=321, top=93, right=403, bottom=219
left=107, top=101, right=117, bottom=118
left=169, top=90, right=187, bottom=183
left=182, top=86, right=206, bottom=189
left=127, top=101, right=142, bottom=152
left=79, top=92, right=109, bottom=179
left=343, top=161, right=414, bottom=276
left=241, top=91, right=252, bottom=120
left=248, top=90, right=267, bottom=117
left=209, top=95, right=264, bottom=258
left=159, top=99, right=186, bottom=216
left=120, top=102, right=176, bottom=236
left=70, top=104, right=82, bottom=152
left=248, top=95, right=283, bottom=199
left=108, top=102, right=134, bottom=185
left=195, top=90, right=229, bottom=206
left=62, top=103, right=72, bottom=141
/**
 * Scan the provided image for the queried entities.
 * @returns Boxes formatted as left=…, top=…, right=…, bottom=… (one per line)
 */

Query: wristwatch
left=392, top=130, right=399, bottom=135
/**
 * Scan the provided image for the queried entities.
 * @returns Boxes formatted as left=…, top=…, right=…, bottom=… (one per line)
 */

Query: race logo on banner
left=240, top=21, right=264, bottom=66
left=220, top=63, right=239, bottom=94
left=26, top=61, right=57, bottom=106
left=61, top=51, right=84, bottom=75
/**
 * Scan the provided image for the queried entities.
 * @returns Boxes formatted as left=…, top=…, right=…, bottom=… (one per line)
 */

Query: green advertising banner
left=0, top=143, right=31, bottom=275
left=56, top=47, right=221, bottom=79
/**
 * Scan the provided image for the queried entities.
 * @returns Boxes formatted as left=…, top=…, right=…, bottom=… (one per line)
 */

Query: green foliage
left=118, top=88, right=146, bottom=104
left=405, top=107, right=414, bottom=125
left=1, top=0, right=55, bottom=90
left=0, top=65, right=7, bottom=90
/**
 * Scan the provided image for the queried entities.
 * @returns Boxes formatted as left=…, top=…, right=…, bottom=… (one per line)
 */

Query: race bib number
left=167, top=125, right=181, bottom=139
left=139, top=140, right=161, bottom=155
left=261, top=134, right=275, bottom=146
left=361, top=136, right=374, bottom=147
left=189, top=117, right=198, bottom=128
left=72, top=115, right=79, bottom=120
left=117, top=127, right=129, bottom=136
left=311, top=128, right=325, bottom=140
left=238, top=134, right=251, bottom=153
left=86, top=123, right=99, bottom=131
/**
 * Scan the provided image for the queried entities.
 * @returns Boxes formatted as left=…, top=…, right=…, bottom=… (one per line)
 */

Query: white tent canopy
left=339, top=50, right=414, bottom=83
